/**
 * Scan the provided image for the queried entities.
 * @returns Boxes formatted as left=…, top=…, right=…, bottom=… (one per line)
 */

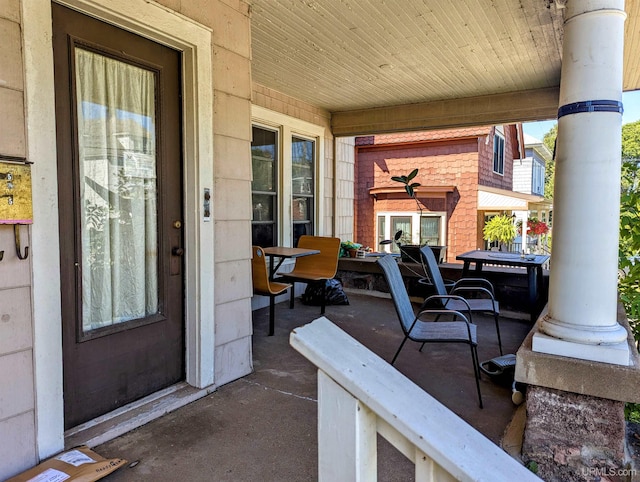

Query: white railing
left=290, top=317, right=540, bottom=482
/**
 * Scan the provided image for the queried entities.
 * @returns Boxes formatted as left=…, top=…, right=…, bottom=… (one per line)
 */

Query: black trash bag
left=301, top=279, right=349, bottom=306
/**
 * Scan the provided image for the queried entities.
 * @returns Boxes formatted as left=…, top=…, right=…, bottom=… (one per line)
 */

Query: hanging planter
left=483, top=214, right=516, bottom=250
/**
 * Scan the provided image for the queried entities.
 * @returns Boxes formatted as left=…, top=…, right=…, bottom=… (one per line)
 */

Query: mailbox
left=0, top=161, right=33, bottom=224
left=0, top=159, right=32, bottom=260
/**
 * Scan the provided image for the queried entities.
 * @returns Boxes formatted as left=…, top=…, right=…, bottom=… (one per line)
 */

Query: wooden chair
left=252, top=246, right=292, bottom=336
left=276, top=235, right=341, bottom=314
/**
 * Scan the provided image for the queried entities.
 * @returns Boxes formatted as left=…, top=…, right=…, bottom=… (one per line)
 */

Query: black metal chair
left=377, top=254, right=483, bottom=408
left=418, top=246, right=503, bottom=355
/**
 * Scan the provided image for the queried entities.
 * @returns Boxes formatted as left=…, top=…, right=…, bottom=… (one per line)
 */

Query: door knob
left=172, top=247, right=184, bottom=256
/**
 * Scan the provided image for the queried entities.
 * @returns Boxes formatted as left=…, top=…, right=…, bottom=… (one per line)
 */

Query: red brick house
left=354, top=125, right=526, bottom=262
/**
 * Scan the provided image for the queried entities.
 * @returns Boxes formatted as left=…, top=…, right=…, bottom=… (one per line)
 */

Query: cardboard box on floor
left=7, top=445, right=126, bottom=482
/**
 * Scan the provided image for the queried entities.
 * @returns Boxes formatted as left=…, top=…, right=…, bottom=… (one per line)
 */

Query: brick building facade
left=354, top=125, right=522, bottom=262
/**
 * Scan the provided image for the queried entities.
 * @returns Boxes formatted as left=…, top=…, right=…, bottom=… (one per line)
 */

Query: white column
left=534, top=0, right=630, bottom=365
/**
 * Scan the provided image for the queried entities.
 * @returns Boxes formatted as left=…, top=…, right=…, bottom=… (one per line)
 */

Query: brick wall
left=355, top=136, right=482, bottom=261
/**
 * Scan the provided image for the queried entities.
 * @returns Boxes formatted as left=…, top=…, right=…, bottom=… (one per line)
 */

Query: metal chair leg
left=470, top=344, right=483, bottom=408
left=268, top=295, right=276, bottom=336
left=494, top=313, right=503, bottom=355
left=289, top=285, right=295, bottom=309
left=320, top=281, right=326, bottom=315
left=391, top=336, right=409, bottom=364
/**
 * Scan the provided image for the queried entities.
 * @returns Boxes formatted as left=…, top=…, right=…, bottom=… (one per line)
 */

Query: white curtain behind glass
left=75, top=48, right=158, bottom=332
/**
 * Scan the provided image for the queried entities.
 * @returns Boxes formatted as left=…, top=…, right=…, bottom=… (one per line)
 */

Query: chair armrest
left=450, top=286, right=498, bottom=311
left=419, top=294, right=472, bottom=316
left=453, top=277, right=496, bottom=295
left=416, top=308, right=470, bottom=323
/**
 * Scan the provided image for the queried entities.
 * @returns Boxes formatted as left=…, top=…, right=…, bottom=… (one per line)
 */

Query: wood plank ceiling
left=249, top=0, right=640, bottom=132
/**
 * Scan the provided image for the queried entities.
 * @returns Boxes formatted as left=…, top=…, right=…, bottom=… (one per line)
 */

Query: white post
left=535, top=0, right=630, bottom=365
left=317, top=371, right=377, bottom=482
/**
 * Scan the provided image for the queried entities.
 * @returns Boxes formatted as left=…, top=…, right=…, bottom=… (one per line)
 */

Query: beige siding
left=0, top=6, right=37, bottom=479
left=334, top=137, right=355, bottom=241
left=158, top=0, right=255, bottom=386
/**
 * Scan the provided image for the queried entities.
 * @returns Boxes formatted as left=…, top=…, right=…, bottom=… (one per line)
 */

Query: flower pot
left=400, top=245, right=421, bottom=263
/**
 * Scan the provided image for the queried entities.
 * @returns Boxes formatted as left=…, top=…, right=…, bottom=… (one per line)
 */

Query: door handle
left=172, top=247, right=184, bottom=256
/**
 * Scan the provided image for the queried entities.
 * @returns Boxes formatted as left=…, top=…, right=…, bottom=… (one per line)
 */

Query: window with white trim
left=251, top=106, right=324, bottom=248
left=493, top=126, right=505, bottom=175
left=377, top=212, right=446, bottom=253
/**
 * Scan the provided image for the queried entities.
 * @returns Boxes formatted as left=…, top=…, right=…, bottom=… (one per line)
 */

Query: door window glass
left=75, top=48, right=158, bottom=332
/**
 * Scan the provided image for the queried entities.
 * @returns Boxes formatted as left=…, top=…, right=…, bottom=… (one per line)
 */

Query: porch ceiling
left=249, top=0, right=640, bottom=134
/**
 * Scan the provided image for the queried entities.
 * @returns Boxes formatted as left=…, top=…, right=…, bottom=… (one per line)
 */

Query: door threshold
left=64, top=382, right=218, bottom=449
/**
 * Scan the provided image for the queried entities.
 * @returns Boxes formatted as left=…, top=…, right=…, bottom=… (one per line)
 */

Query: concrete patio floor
left=94, top=290, right=533, bottom=481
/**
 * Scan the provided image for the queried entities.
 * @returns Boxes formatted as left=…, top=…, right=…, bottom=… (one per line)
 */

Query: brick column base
left=522, top=385, right=628, bottom=481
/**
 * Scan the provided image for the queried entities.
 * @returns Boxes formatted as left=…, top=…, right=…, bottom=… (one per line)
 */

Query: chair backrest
left=251, top=245, right=271, bottom=294
left=419, top=246, right=448, bottom=296
left=294, top=235, right=341, bottom=278
left=377, top=255, right=416, bottom=335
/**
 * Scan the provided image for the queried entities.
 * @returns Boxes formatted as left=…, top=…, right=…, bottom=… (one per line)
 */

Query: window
left=377, top=215, right=386, bottom=249
left=378, top=212, right=446, bottom=252
left=251, top=106, right=325, bottom=248
left=391, top=216, right=412, bottom=253
left=493, top=127, right=505, bottom=175
left=251, top=126, right=278, bottom=247
left=291, top=136, right=315, bottom=247
left=532, top=160, right=545, bottom=196
left=420, top=216, right=441, bottom=246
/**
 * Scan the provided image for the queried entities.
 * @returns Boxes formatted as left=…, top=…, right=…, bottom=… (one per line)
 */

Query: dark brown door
left=53, top=4, right=184, bottom=429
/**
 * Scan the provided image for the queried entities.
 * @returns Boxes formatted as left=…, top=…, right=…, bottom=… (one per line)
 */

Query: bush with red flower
left=527, top=217, right=549, bottom=236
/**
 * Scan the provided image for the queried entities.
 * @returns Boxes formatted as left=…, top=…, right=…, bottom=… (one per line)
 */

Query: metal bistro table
left=456, top=250, right=550, bottom=323
left=262, top=246, right=320, bottom=280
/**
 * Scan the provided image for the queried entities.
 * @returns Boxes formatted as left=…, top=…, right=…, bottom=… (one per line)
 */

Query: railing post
left=318, top=370, right=377, bottom=481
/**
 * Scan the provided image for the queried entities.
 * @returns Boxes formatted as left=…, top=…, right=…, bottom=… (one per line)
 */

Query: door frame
left=22, top=0, right=215, bottom=459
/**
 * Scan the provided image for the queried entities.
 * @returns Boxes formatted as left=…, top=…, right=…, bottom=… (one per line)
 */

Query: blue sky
left=523, top=90, right=640, bottom=140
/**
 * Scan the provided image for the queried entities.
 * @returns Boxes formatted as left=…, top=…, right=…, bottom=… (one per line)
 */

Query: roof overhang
left=370, top=185, right=456, bottom=199
left=478, top=186, right=546, bottom=211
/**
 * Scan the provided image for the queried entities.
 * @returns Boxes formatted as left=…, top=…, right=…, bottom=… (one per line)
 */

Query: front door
left=53, top=4, right=185, bottom=429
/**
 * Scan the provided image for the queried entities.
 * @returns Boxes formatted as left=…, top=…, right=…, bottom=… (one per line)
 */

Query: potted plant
left=340, top=240, right=362, bottom=258
left=391, top=169, right=424, bottom=262
left=483, top=214, right=517, bottom=251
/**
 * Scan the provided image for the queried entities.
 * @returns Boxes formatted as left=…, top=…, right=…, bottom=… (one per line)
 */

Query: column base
left=522, top=385, right=627, bottom=482
left=533, top=331, right=631, bottom=366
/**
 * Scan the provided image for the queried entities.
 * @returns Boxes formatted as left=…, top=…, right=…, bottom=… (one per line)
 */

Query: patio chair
left=418, top=246, right=503, bottom=355
left=252, top=246, right=292, bottom=336
left=277, top=235, right=341, bottom=315
left=377, top=254, right=483, bottom=408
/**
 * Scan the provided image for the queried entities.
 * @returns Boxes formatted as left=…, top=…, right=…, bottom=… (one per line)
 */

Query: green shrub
left=483, top=214, right=516, bottom=245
